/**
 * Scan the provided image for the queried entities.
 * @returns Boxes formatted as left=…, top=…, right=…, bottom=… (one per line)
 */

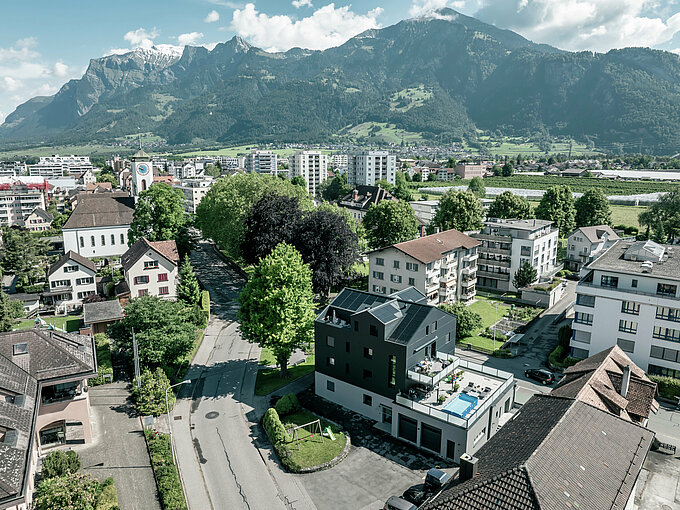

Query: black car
left=525, top=368, right=555, bottom=385
left=402, top=484, right=429, bottom=506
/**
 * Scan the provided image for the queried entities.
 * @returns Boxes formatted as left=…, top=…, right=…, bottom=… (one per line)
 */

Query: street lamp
left=493, top=292, right=508, bottom=353
left=166, top=379, right=192, bottom=465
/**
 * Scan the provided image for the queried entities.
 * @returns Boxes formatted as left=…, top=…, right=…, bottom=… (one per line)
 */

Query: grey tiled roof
left=83, top=299, right=123, bottom=325
left=47, top=250, right=96, bottom=277
left=422, top=395, right=654, bottom=510
left=62, top=194, right=134, bottom=230
left=121, top=238, right=179, bottom=271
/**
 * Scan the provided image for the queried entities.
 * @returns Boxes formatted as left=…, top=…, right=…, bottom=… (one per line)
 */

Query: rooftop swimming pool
left=443, top=393, right=478, bottom=419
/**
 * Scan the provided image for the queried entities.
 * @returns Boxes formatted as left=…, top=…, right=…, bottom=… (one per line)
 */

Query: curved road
left=173, top=242, right=315, bottom=510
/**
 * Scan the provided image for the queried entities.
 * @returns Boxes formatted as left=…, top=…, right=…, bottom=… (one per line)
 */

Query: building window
left=159, top=286, right=169, bottom=295
left=375, top=257, right=385, bottom=266
left=447, top=332, right=451, bottom=343
left=326, top=380, right=335, bottom=392
left=345, top=363, right=350, bottom=374
left=650, top=345, right=680, bottom=363
left=426, top=325, right=430, bottom=335
left=64, top=265, right=79, bottom=273
left=364, top=347, right=373, bottom=359
left=574, top=312, right=593, bottom=325
left=616, top=338, right=635, bottom=353
left=473, top=428, right=486, bottom=446
left=326, top=336, right=335, bottom=347
left=388, top=355, right=396, bottom=388
left=653, top=326, right=680, bottom=342
left=570, top=347, right=590, bottom=359
left=76, top=277, right=94, bottom=285
left=363, top=369, right=372, bottom=380
left=90, top=236, right=95, bottom=247
left=656, top=306, right=680, bottom=322
left=363, top=394, right=372, bottom=406
left=101, top=235, right=105, bottom=246
left=134, top=275, right=150, bottom=285
left=51, top=280, right=70, bottom=288
left=632, top=279, right=638, bottom=288
left=372, top=271, right=384, bottom=280
left=158, top=273, right=168, bottom=282
left=406, top=262, right=419, bottom=272
left=520, top=246, right=531, bottom=257
left=120, top=233, right=125, bottom=244
left=13, top=343, right=28, bottom=355
left=145, top=260, right=159, bottom=269
left=601, top=275, right=618, bottom=288
left=576, top=294, right=595, bottom=307
left=354, top=321, right=359, bottom=331
left=572, top=330, right=591, bottom=344
left=390, top=274, right=402, bottom=283
left=621, top=301, right=640, bottom=315
left=79, top=237, right=84, bottom=248
left=370, top=325, right=378, bottom=336
left=618, top=320, right=638, bottom=334
left=326, top=357, right=335, bottom=366
left=657, top=283, right=677, bottom=298
left=393, top=260, right=400, bottom=269
left=648, top=364, right=680, bottom=380
left=408, top=278, right=415, bottom=286
left=138, top=289, right=148, bottom=297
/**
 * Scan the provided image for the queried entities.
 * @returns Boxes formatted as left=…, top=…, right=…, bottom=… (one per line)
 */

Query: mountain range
left=3, top=8, right=680, bottom=153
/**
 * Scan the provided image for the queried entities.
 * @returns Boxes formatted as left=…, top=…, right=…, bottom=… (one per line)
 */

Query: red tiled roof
left=383, top=228, right=480, bottom=263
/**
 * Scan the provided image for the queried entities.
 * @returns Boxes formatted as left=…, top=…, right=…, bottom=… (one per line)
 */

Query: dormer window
left=12, top=343, right=28, bottom=355
left=144, top=260, right=159, bottom=269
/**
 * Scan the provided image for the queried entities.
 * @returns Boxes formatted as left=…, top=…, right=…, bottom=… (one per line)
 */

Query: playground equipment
left=288, top=419, right=324, bottom=451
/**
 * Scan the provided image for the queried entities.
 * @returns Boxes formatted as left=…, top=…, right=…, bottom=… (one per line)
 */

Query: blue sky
left=2, top=0, right=680, bottom=122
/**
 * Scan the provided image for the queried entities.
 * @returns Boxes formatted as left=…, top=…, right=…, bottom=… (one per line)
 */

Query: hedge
left=274, top=394, right=300, bottom=417
left=89, top=334, right=113, bottom=386
left=261, top=408, right=304, bottom=472
left=649, top=375, right=680, bottom=400
left=144, top=429, right=187, bottom=510
left=95, top=477, right=119, bottom=510
left=548, top=345, right=579, bottom=369
left=200, top=290, right=210, bottom=322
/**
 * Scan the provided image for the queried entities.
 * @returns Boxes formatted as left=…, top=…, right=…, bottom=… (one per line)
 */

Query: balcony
left=477, top=270, right=510, bottom=281
left=481, top=259, right=510, bottom=268
left=578, top=281, right=680, bottom=302
left=463, top=253, right=479, bottom=262
left=474, top=233, right=512, bottom=242
left=462, top=266, right=477, bottom=276
left=462, top=277, right=477, bottom=287
left=482, top=246, right=511, bottom=256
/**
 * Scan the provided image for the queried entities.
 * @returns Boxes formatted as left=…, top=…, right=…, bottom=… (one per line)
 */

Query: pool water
left=443, top=393, right=478, bottom=418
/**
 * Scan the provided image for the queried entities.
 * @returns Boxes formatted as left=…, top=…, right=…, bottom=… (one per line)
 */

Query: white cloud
left=1, top=77, right=21, bottom=92
left=292, top=0, right=313, bottom=8
left=0, top=37, right=40, bottom=62
left=409, top=0, right=451, bottom=17
left=208, top=0, right=243, bottom=7
left=230, top=3, right=383, bottom=51
left=123, top=27, right=159, bottom=50
left=177, top=32, right=204, bottom=46
left=205, top=10, right=220, bottom=22
left=473, top=0, right=680, bottom=52
left=53, top=62, right=69, bottom=77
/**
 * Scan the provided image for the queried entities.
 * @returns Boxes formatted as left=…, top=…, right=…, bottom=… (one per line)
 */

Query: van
left=383, top=496, right=418, bottom=510
left=424, top=468, right=451, bottom=492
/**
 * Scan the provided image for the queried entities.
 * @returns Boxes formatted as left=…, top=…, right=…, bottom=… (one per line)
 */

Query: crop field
left=475, top=135, right=599, bottom=157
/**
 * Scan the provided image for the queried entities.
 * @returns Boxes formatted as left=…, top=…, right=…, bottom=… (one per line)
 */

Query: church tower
left=131, top=148, right=152, bottom=198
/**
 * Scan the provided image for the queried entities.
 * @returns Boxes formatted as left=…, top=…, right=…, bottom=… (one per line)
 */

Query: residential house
left=436, top=168, right=457, bottom=181
left=0, top=329, right=97, bottom=510
left=316, top=287, right=515, bottom=461
left=565, top=225, right=620, bottom=272
left=338, top=185, right=397, bottom=222
left=421, top=394, right=653, bottom=510
left=173, top=177, right=214, bottom=214
left=24, top=208, right=52, bottom=232
left=571, top=240, right=680, bottom=379
left=472, top=219, right=559, bottom=292
left=347, top=151, right=396, bottom=187
left=368, top=228, right=480, bottom=304
left=45, top=251, right=97, bottom=312
left=244, top=151, right=280, bottom=176
left=288, top=151, right=328, bottom=197
left=76, top=169, right=96, bottom=186
left=82, top=300, right=124, bottom=336
left=455, top=163, right=486, bottom=179
left=62, top=193, right=134, bottom=258
left=121, top=238, right=180, bottom=299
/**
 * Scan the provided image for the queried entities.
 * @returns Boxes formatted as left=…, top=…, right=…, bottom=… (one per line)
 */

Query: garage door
left=398, top=414, right=417, bottom=443
left=421, top=423, right=442, bottom=453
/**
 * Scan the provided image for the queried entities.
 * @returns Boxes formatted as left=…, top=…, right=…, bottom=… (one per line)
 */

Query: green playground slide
left=324, top=427, right=336, bottom=440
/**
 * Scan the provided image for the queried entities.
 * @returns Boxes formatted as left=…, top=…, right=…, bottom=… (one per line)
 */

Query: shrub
left=33, top=474, right=100, bottom=510
left=89, top=334, right=113, bottom=386
left=95, top=477, right=118, bottom=510
left=558, top=325, right=572, bottom=350
left=274, top=393, right=300, bottom=417
left=144, top=430, right=187, bottom=510
left=41, top=450, right=81, bottom=479
left=200, top=290, right=210, bottom=320
left=263, top=408, right=289, bottom=445
left=649, top=375, right=680, bottom=400
left=132, top=368, right=173, bottom=417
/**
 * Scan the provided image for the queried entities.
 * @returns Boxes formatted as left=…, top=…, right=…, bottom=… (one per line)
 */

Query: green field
left=526, top=201, right=645, bottom=228
left=176, top=145, right=333, bottom=158
left=475, top=136, right=598, bottom=157
left=389, top=85, right=433, bottom=112
left=15, top=315, right=82, bottom=332
left=339, top=121, right=425, bottom=144
left=280, top=409, right=347, bottom=469
left=255, top=355, right=315, bottom=395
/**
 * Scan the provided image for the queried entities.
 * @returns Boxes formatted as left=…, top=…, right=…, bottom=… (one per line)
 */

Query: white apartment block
left=244, top=150, right=281, bottom=176
left=368, top=228, right=480, bottom=305
left=28, top=155, right=94, bottom=178
left=565, top=225, right=620, bottom=273
left=174, top=177, right=214, bottom=214
left=288, top=151, right=328, bottom=197
left=572, top=240, right=680, bottom=380
left=45, top=251, right=97, bottom=312
left=122, top=238, right=180, bottom=299
left=472, top=219, right=559, bottom=292
left=347, top=151, right=396, bottom=187
left=330, top=154, right=348, bottom=169
left=0, top=184, right=46, bottom=227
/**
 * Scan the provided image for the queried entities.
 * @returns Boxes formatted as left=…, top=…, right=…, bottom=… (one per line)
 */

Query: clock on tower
left=131, top=149, right=152, bottom=198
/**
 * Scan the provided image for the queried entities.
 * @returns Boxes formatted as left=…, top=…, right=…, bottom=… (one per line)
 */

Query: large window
left=650, top=345, right=680, bottom=363
left=601, top=275, right=618, bottom=288
left=134, top=275, right=149, bottom=285
left=326, top=336, right=335, bottom=347
left=648, top=364, right=680, bottom=380
left=41, top=381, right=79, bottom=404
left=375, top=257, right=384, bottom=266
left=372, top=271, right=384, bottom=280
left=657, top=283, right=677, bottom=298
left=159, top=286, right=170, bottom=295
left=158, top=273, right=168, bottom=282
left=576, top=294, right=595, bottom=307
left=390, top=274, right=402, bottom=283
left=393, top=261, right=400, bottom=269
left=406, top=262, right=419, bottom=272
left=144, top=260, right=159, bottom=269
left=656, top=306, right=680, bottom=323
left=653, top=326, right=680, bottom=343
left=64, top=265, right=79, bottom=273
left=618, top=320, right=638, bottom=334
left=388, top=355, right=397, bottom=388
left=616, top=338, right=635, bottom=353
left=574, top=312, right=593, bottom=325
left=621, top=301, right=640, bottom=315
left=572, top=330, right=591, bottom=344
left=570, top=347, right=590, bottom=359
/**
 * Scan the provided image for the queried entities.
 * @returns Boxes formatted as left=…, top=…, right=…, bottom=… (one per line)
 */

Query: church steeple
left=131, top=147, right=152, bottom=199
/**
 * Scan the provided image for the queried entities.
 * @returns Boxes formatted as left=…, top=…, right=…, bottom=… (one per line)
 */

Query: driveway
left=75, top=382, right=161, bottom=510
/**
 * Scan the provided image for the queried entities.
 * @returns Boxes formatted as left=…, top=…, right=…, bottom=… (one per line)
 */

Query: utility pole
left=132, top=327, right=141, bottom=388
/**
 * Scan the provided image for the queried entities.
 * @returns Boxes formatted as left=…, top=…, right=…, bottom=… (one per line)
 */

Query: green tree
left=204, top=163, right=221, bottom=178
left=238, top=243, right=315, bottom=377
left=290, top=175, right=307, bottom=189
left=468, top=177, right=486, bottom=198
left=638, top=187, right=680, bottom=242
left=316, top=202, right=366, bottom=251
left=513, top=261, right=538, bottom=289
left=0, top=291, right=17, bottom=332
left=363, top=200, right=419, bottom=249
left=535, top=186, right=576, bottom=237
left=575, top=188, right=612, bottom=227
left=196, top=173, right=312, bottom=260
left=393, top=171, right=414, bottom=201
left=132, top=367, right=173, bottom=416
left=96, top=173, right=118, bottom=187
left=427, top=172, right=438, bottom=181
left=430, top=190, right=483, bottom=233
left=0, top=227, right=50, bottom=286
left=488, top=191, right=532, bottom=219
left=108, top=296, right=196, bottom=369
left=412, top=172, right=422, bottom=182
left=33, top=474, right=101, bottom=510
left=319, top=173, right=351, bottom=201
left=439, top=302, right=482, bottom=338
left=128, top=182, right=191, bottom=255
left=501, top=162, right=514, bottom=177
left=42, top=450, right=81, bottom=479
left=177, top=256, right=201, bottom=306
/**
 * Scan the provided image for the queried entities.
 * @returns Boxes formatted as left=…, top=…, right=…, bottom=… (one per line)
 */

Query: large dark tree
left=488, top=191, right=532, bottom=219
left=575, top=189, right=612, bottom=227
left=319, top=173, right=351, bottom=201
left=430, top=190, right=483, bottom=233
left=241, top=193, right=303, bottom=265
left=0, top=227, right=50, bottom=286
left=294, top=209, right=359, bottom=301
left=363, top=200, right=419, bottom=249
left=535, top=185, right=576, bottom=237
left=513, top=261, right=538, bottom=289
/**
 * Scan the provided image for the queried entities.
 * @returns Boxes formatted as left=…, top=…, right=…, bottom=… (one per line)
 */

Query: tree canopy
left=363, top=200, right=419, bottom=249
left=290, top=175, right=307, bottom=189
left=488, top=191, right=532, bottom=219
left=238, top=243, right=315, bottom=376
left=0, top=290, right=15, bottom=332
left=639, top=187, right=680, bottom=242
left=439, top=302, right=482, bottom=339
left=319, top=173, right=351, bottom=201
left=575, top=188, right=612, bottom=227
left=468, top=176, right=486, bottom=198
left=393, top=171, right=414, bottom=201
left=0, top=227, right=50, bottom=287
left=33, top=474, right=101, bottom=510
left=430, top=190, right=483, bottom=233
left=177, top=256, right=201, bottom=306
left=513, top=261, right=538, bottom=289
left=534, top=185, right=576, bottom=237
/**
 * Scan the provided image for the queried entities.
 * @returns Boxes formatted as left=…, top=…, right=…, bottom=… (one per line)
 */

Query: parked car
left=402, top=484, right=429, bottom=506
left=424, top=468, right=451, bottom=492
left=384, top=496, right=418, bottom=510
left=525, top=368, right=555, bottom=385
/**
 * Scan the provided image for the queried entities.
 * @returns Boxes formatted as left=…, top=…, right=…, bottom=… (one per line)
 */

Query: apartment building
left=454, top=163, right=486, bottom=179
left=315, top=287, right=515, bottom=461
left=571, top=240, right=680, bottom=380
left=288, top=151, right=328, bottom=197
left=173, top=177, right=214, bottom=214
left=347, top=151, right=396, bottom=187
left=28, top=155, right=94, bottom=179
left=472, top=218, right=559, bottom=292
left=0, top=182, right=47, bottom=227
left=121, top=238, right=180, bottom=299
left=368, top=228, right=480, bottom=304
left=338, top=185, right=396, bottom=222
left=244, top=150, right=280, bottom=176
left=45, top=251, right=97, bottom=312
left=565, top=225, right=620, bottom=272
left=330, top=154, right=348, bottom=170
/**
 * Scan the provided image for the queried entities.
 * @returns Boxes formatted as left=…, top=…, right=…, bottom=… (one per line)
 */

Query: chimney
left=459, top=454, right=479, bottom=481
left=352, top=189, right=359, bottom=201
left=620, top=364, right=631, bottom=399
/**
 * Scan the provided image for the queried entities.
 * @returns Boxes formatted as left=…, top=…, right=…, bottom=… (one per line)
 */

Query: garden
left=255, top=346, right=316, bottom=396
left=15, top=314, right=83, bottom=332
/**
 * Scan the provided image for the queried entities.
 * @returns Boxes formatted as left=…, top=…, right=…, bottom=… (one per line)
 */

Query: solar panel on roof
left=371, top=302, right=402, bottom=324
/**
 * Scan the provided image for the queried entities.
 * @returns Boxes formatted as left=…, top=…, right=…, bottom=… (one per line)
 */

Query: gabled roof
left=374, top=228, right=480, bottom=263
left=47, top=250, right=96, bottom=277
left=422, top=395, right=654, bottom=510
left=83, top=299, right=124, bottom=325
left=62, top=194, right=134, bottom=230
left=27, top=207, right=52, bottom=222
left=121, top=238, right=180, bottom=271
left=574, top=225, right=620, bottom=244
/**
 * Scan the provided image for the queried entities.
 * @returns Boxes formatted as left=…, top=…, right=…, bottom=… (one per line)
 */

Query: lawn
left=280, top=409, right=347, bottom=469
left=259, top=346, right=277, bottom=366
left=15, top=315, right=82, bottom=332
left=458, top=298, right=510, bottom=351
left=610, top=204, right=645, bottom=228
left=254, top=355, right=315, bottom=396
